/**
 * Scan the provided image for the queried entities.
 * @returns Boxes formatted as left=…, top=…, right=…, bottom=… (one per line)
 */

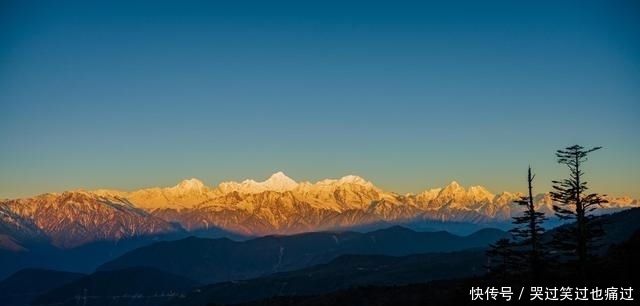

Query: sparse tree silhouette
left=550, top=145, right=608, bottom=281
left=485, top=238, right=518, bottom=281
left=510, top=166, right=547, bottom=282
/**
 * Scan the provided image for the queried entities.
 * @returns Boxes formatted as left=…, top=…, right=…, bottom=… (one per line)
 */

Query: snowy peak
left=313, top=175, right=376, bottom=188
left=213, top=173, right=381, bottom=197
left=432, top=181, right=497, bottom=205
left=216, top=179, right=263, bottom=194
left=468, top=185, right=495, bottom=201
left=338, top=175, right=372, bottom=186
left=268, top=171, right=290, bottom=180
left=216, top=172, right=298, bottom=194
left=170, top=178, right=207, bottom=192
left=444, top=181, right=461, bottom=190
left=261, top=171, right=298, bottom=192
left=438, top=181, right=465, bottom=198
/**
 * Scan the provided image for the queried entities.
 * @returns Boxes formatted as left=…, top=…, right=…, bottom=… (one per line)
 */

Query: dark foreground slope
left=167, top=248, right=486, bottom=306
left=31, top=267, right=198, bottom=306
left=97, top=226, right=508, bottom=283
left=219, top=228, right=640, bottom=306
left=0, top=269, right=85, bottom=306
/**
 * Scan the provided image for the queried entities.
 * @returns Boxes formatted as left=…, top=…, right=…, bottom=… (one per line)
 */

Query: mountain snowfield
left=1, top=172, right=637, bottom=249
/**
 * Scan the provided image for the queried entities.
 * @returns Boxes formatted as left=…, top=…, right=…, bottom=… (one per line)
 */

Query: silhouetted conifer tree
left=550, top=145, right=607, bottom=281
left=510, top=166, right=547, bottom=282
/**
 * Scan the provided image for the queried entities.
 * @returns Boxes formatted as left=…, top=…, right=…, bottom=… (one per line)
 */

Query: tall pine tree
left=510, top=166, right=547, bottom=282
left=550, top=145, right=608, bottom=281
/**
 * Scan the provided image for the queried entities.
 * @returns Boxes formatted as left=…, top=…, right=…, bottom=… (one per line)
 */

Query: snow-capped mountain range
left=1, top=172, right=637, bottom=249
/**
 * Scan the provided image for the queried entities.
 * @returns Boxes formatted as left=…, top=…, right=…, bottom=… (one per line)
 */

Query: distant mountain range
left=96, top=226, right=509, bottom=284
left=5, top=226, right=506, bottom=306
left=0, top=225, right=507, bottom=306
left=1, top=172, right=637, bottom=250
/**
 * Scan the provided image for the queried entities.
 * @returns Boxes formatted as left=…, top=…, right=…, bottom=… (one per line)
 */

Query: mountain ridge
left=1, top=172, right=637, bottom=249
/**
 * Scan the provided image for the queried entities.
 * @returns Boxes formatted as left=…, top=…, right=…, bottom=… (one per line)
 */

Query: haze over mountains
left=1, top=172, right=637, bottom=250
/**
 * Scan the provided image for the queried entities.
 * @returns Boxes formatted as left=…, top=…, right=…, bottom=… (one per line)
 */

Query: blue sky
left=1, top=0, right=639, bottom=198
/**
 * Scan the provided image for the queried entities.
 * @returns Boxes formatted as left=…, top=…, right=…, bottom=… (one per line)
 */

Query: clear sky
left=1, top=0, right=639, bottom=198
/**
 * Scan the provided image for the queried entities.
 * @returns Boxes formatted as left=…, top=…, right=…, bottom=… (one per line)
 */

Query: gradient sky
left=1, top=0, right=639, bottom=198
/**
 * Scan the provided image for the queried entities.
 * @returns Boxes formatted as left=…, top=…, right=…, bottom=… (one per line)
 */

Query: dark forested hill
left=97, top=226, right=508, bottom=283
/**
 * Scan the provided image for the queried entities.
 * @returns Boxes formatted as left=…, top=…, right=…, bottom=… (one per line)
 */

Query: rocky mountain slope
left=0, top=192, right=183, bottom=248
